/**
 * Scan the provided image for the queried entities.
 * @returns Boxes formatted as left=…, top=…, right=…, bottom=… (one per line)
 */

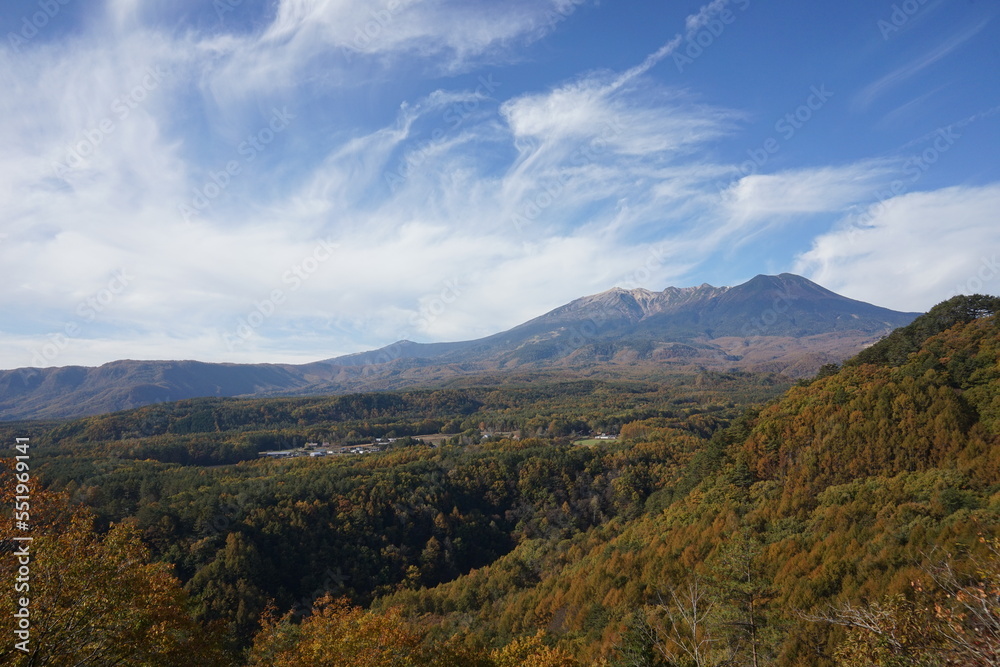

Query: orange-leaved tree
left=248, top=594, right=487, bottom=667
left=249, top=594, right=582, bottom=667
left=0, top=464, right=229, bottom=666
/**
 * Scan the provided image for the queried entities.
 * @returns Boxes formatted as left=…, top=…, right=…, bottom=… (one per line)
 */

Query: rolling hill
left=0, top=273, right=919, bottom=420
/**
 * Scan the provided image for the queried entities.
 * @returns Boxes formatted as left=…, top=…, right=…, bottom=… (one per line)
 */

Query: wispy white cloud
left=720, top=163, right=892, bottom=225
left=794, top=184, right=1000, bottom=311
left=201, top=0, right=585, bottom=107
left=0, top=0, right=751, bottom=368
left=854, top=19, right=990, bottom=110
left=1, top=0, right=995, bottom=369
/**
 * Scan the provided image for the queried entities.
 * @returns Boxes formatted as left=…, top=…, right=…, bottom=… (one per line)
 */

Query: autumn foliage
left=0, top=297, right=997, bottom=665
left=0, top=476, right=228, bottom=666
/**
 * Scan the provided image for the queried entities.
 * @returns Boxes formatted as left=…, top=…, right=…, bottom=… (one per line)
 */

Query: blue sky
left=1, top=0, right=999, bottom=369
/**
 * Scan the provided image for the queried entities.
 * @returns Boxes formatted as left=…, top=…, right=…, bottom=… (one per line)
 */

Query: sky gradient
left=2, top=0, right=999, bottom=369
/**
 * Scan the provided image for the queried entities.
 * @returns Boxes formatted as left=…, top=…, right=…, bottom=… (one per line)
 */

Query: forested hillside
left=378, top=295, right=1000, bottom=665
left=1, top=296, right=998, bottom=665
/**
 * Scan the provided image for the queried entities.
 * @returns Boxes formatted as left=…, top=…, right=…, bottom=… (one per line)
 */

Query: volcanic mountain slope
left=325, top=273, right=917, bottom=372
left=0, top=274, right=920, bottom=420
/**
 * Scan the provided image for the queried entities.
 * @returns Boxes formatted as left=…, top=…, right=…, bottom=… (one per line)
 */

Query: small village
left=258, top=437, right=395, bottom=459
left=258, top=431, right=618, bottom=459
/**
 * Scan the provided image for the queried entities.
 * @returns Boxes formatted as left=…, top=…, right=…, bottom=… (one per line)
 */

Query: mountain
left=0, top=360, right=321, bottom=422
left=373, top=295, right=1000, bottom=666
left=17, top=296, right=997, bottom=665
left=0, top=273, right=919, bottom=420
left=316, top=273, right=917, bottom=377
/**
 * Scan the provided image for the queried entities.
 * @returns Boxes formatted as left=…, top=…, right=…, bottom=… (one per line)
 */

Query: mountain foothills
left=1, top=294, right=998, bottom=666
left=0, top=273, right=918, bottom=420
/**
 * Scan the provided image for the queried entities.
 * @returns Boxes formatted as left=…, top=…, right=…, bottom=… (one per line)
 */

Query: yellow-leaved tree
left=0, top=466, right=229, bottom=666
left=488, top=630, right=580, bottom=667
left=249, top=594, right=582, bottom=667
left=248, top=594, right=485, bottom=667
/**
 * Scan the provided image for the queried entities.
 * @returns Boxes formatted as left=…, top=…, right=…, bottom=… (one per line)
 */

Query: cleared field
left=413, top=433, right=454, bottom=444
left=573, top=438, right=613, bottom=447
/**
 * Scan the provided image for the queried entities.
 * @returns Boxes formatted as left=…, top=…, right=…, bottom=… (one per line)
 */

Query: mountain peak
left=555, top=274, right=855, bottom=325
left=550, top=282, right=728, bottom=325
left=0, top=273, right=921, bottom=420
left=731, top=273, right=838, bottom=299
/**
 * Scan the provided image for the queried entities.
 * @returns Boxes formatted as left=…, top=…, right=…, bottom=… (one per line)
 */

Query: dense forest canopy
left=1, top=295, right=998, bottom=665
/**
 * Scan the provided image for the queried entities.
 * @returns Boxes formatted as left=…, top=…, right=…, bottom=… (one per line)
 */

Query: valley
left=5, top=2, right=998, bottom=664
left=1, top=295, right=997, bottom=665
